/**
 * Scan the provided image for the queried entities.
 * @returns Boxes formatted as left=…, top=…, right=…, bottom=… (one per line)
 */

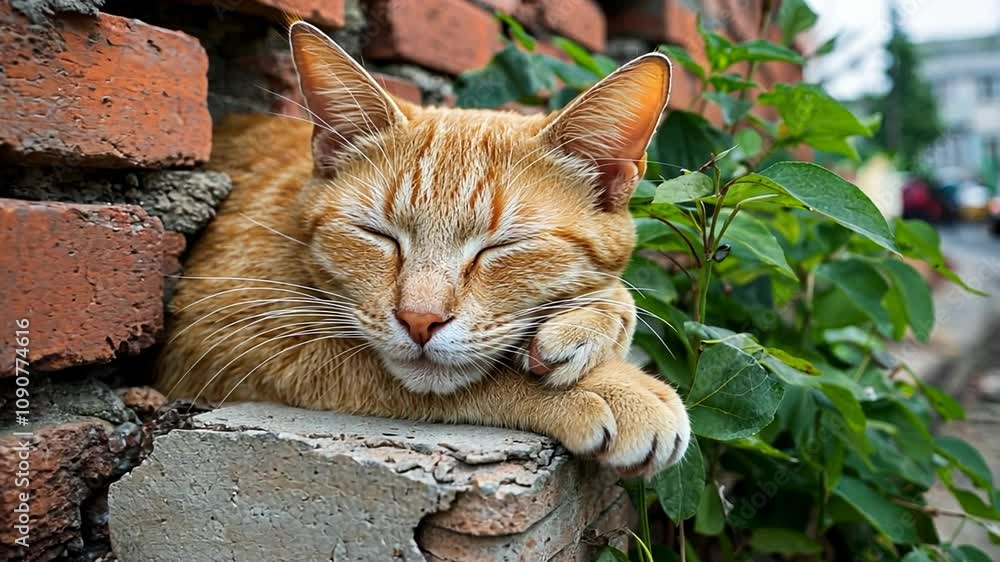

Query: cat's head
left=288, top=23, right=671, bottom=394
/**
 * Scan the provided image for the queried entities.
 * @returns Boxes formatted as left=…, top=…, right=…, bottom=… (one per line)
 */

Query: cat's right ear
left=289, top=22, right=409, bottom=171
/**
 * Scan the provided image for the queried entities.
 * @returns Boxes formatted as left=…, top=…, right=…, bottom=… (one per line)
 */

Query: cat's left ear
left=289, top=21, right=411, bottom=172
left=540, top=54, right=671, bottom=211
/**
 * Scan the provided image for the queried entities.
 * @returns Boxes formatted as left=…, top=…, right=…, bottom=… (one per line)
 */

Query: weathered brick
left=708, top=0, right=763, bottom=41
left=375, top=73, right=425, bottom=104
left=364, top=0, right=503, bottom=75
left=206, top=0, right=347, bottom=28
left=607, top=0, right=697, bottom=47
left=0, top=378, right=142, bottom=561
left=250, top=50, right=424, bottom=118
left=516, top=0, right=606, bottom=52
left=0, top=5, right=211, bottom=168
left=475, top=0, right=521, bottom=12
left=0, top=421, right=117, bottom=560
left=0, top=199, right=169, bottom=377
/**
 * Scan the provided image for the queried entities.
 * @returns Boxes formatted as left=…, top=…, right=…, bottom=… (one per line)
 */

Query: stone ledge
left=108, top=403, right=630, bottom=561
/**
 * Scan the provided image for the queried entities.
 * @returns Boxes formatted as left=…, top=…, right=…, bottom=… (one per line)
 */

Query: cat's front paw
left=557, top=362, right=690, bottom=477
left=524, top=303, right=633, bottom=388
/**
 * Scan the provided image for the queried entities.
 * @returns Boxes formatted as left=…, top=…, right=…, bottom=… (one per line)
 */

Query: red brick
left=516, top=0, right=606, bottom=52
left=0, top=420, right=119, bottom=561
left=0, top=200, right=169, bottom=377
left=0, top=6, right=210, bottom=169
left=364, top=0, right=503, bottom=75
left=610, top=0, right=707, bottom=73
left=706, top=0, right=763, bottom=41
left=375, top=73, right=424, bottom=104
left=607, top=0, right=694, bottom=44
left=208, top=0, right=346, bottom=28
left=249, top=50, right=423, bottom=118
left=476, top=0, right=521, bottom=11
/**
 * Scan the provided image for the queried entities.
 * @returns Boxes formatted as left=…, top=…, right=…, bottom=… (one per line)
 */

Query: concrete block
left=109, top=403, right=631, bottom=561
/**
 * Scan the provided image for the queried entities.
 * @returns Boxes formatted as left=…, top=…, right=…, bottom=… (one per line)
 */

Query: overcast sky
left=806, top=0, right=1000, bottom=98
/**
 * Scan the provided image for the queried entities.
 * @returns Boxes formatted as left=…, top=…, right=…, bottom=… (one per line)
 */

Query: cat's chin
left=381, top=356, right=486, bottom=395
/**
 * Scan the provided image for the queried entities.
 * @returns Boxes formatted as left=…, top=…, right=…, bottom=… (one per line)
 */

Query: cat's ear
left=289, top=22, right=409, bottom=171
left=540, top=53, right=671, bottom=211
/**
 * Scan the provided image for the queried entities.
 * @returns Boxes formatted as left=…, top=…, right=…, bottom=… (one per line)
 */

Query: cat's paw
left=570, top=366, right=690, bottom=477
left=525, top=306, right=631, bottom=388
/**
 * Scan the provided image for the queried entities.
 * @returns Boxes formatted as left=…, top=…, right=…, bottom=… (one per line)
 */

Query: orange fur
left=156, top=23, right=690, bottom=475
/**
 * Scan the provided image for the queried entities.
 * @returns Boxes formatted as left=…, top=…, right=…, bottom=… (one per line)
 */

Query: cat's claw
left=556, top=365, right=690, bottom=478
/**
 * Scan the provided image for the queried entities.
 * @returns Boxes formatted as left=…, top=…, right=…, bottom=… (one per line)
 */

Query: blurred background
left=808, top=0, right=1000, bottom=231
left=807, top=0, right=1000, bottom=552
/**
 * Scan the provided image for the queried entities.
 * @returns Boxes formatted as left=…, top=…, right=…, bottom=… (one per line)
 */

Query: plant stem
left=891, top=498, right=968, bottom=519
left=696, top=260, right=713, bottom=324
left=638, top=483, right=652, bottom=554
left=799, top=268, right=816, bottom=348
left=652, top=217, right=702, bottom=268
left=679, top=522, right=687, bottom=562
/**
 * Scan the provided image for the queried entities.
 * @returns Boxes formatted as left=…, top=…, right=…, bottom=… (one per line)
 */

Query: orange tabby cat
left=157, top=22, right=690, bottom=476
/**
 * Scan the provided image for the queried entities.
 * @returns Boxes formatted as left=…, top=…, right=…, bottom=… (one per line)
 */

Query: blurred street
left=917, top=224, right=1000, bottom=552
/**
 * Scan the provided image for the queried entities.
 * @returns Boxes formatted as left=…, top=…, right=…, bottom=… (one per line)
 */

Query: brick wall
left=0, top=0, right=796, bottom=559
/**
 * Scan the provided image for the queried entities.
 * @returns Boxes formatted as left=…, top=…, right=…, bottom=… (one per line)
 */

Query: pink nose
left=395, top=309, right=452, bottom=346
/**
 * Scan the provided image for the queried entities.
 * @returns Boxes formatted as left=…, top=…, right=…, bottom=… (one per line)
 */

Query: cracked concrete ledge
left=108, top=403, right=631, bottom=561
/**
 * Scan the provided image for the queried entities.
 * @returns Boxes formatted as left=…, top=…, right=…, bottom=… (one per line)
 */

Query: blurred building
left=920, top=34, right=1000, bottom=186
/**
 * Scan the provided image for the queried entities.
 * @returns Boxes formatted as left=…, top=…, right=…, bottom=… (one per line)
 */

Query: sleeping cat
left=157, top=22, right=690, bottom=476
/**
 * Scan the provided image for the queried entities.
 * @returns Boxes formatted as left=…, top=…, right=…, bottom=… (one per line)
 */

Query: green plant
left=456, top=3, right=997, bottom=561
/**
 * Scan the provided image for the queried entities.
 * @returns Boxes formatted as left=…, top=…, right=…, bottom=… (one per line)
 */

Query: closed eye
left=355, top=224, right=400, bottom=252
left=472, top=239, right=524, bottom=266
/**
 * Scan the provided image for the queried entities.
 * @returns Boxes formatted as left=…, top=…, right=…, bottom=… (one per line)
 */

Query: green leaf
left=731, top=39, right=805, bottom=65
left=539, top=56, right=599, bottom=90
left=595, top=546, right=631, bottom=562
left=822, top=326, right=885, bottom=352
left=708, top=73, right=762, bottom=93
left=936, top=435, right=993, bottom=489
left=819, top=382, right=867, bottom=439
left=703, top=92, right=753, bottom=126
left=726, top=435, right=797, bottom=461
left=758, top=83, right=872, bottom=159
left=647, top=111, right=731, bottom=181
left=870, top=400, right=935, bottom=461
left=920, top=382, right=965, bottom=421
left=659, top=45, right=706, bottom=80
left=730, top=162, right=897, bottom=251
left=654, top=172, right=714, bottom=203
left=624, top=254, right=678, bottom=305
left=547, top=86, right=580, bottom=110
left=701, top=28, right=737, bottom=72
left=549, top=36, right=606, bottom=78
left=814, top=34, right=838, bottom=56
left=719, top=210, right=797, bottom=279
left=455, top=44, right=555, bottom=108
left=496, top=13, right=537, bottom=51
left=946, top=545, right=992, bottom=562
left=894, top=219, right=986, bottom=295
left=653, top=436, right=705, bottom=522
left=695, top=483, right=726, bottom=535
left=817, top=259, right=891, bottom=328
left=766, top=347, right=819, bottom=374
left=735, top=127, right=763, bottom=158
left=776, top=0, right=819, bottom=44
left=631, top=179, right=657, bottom=204
left=833, top=476, right=923, bottom=544
left=687, top=343, right=784, bottom=440
left=750, top=528, right=821, bottom=555
left=878, top=259, right=935, bottom=341
left=941, top=472, right=1000, bottom=520
left=901, top=548, right=936, bottom=562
